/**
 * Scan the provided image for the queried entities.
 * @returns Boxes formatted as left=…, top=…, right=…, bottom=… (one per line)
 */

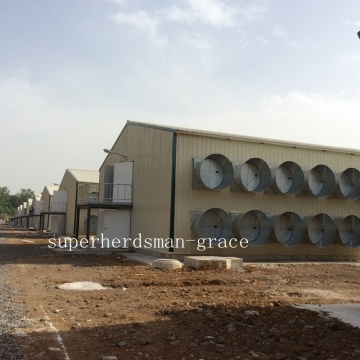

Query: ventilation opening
left=272, top=212, right=305, bottom=246
left=192, top=208, right=232, bottom=242
left=193, top=154, right=233, bottom=190
left=335, top=168, right=360, bottom=200
left=232, top=210, right=271, bottom=246
left=304, top=165, right=335, bottom=197
left=271, top=161, right=304, bottom=195
left=338, top=215, right=360, bottom=247
left=233, top=158, right=271, bottom=193
left=306, top=213, right=336, bottom=247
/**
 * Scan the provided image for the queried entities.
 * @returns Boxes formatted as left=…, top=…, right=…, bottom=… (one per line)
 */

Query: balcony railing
left=41, top=202, right=67, bottom=212
left=77, top=183, right=132, bottom=204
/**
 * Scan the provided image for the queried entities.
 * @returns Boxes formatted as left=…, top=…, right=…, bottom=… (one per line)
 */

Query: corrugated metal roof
left=68, top=169, right=99, bottom=183
left=126, top=120, right=360, bottom=155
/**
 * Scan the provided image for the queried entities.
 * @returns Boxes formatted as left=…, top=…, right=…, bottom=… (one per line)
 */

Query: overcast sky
left=1, top=0, right=360, bottom=194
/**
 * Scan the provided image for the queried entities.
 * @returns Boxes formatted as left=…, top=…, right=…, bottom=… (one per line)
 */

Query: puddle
left=295, top=303, right=360, bottom=328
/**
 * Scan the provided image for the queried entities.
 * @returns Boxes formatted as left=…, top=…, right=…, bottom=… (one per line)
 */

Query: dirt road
left=1, top=225, right=360, bottom=360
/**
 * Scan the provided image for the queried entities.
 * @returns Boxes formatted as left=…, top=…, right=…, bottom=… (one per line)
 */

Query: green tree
left=10, top=188, right=35, bottom=209
left=0, top=186, right=15, bottom=216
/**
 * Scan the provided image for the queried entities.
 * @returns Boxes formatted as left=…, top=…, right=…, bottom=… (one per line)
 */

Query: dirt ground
left=1, top=225, right=360, bottom=360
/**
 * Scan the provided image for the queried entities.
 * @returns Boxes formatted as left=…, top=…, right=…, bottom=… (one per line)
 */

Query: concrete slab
left=184, top=256, right=243, bottom=272
left=295, top=304, right=360, bottom=328
left=124, top=253, right=160, bottom=266
left=152, top=259, right=183, bottom=270
left=57, top=281, right=106, bottom=291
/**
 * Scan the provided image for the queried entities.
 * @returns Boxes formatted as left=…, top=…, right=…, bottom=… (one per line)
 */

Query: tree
left=0, top=187, right=35, bottom=217
left=0, top=186, right=15, bottom=216
left=10, top=188, right=35, bottom=209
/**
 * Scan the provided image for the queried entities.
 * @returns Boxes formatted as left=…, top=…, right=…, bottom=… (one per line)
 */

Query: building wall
left=61, top=171, right=77, bottom=235
left=40, top=187, right=52, bottom=230
left=99, top=124, right=173, bottom=241
left=79, top=208, right=99, bottom=236
left=172, top=132, right=360, bottom=259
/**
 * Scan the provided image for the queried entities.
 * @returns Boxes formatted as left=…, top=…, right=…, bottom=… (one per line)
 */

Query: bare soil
left=1, top=225, right=360, bottom=360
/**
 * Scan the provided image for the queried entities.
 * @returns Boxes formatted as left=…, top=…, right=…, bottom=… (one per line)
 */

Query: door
left=98, top=209, right=131, bottom=248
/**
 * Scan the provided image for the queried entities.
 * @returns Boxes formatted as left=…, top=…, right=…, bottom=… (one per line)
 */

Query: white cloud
left=185, top=0, right=238, bottom=28
left=148, top=91, right=360, bottom=151
left=224, top=92, right=360, bottom=149
left=184, top=35, right=214, bottom=50
left=271, top=24, right=288, bottom=41
left=162, top=0, right=266, bottom=27
left=109, top=1, right=267, bottom=47
left=110, top=11, right=167, bottom=47
left=338, top=52, right=360, bottom=66
left=0, top=76, right=118, bottom=193
left=344, top=20, right=360, bottom=27
left=161, top=5, right=195, bottom=23
left=257, top=36, right=269, bottom=45
left=104, top=0, right=126, bottom=5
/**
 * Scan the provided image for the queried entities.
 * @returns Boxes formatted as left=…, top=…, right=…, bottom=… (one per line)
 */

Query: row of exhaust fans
left=192, top=208, right=360, bottom=248
left=193, top=154, right=360, bottom=199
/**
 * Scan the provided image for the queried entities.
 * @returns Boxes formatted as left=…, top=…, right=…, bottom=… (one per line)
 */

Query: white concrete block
left=152, top=259, right=183, bottom=270
left=184, top=256, right=243, bottom=272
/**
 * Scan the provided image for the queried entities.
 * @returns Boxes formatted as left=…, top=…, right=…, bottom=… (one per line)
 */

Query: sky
left=1, top=0, right=360, bottom=194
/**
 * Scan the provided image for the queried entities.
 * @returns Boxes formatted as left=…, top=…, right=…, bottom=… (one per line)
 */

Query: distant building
left=40, top=184, right=61, bottom=232
left=59, top=169, right=99, bottom=236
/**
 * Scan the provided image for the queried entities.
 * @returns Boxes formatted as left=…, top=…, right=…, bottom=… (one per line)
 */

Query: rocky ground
left=0, top=224, right=360, bottom=360
left=0, top=241, right=28, bottom=360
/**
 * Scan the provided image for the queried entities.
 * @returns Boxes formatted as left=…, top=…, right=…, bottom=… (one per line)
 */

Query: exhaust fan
left=303, top=165, right=335, bottom=197
left=232, top=210, right=271, bottom=246
left=233, top=158, right=271, bottom=193
left=271, top=161, right=304, bottom=195
left=305, top=213, right=336, bottom=247
left=334, top=168, right=360, bottom=200
left=193, top=154, right=233, bottom=190
left=272, top=212, right=305, bottom=246
left=337, top=215, right=360, bottom=248
left=192, top=208, right=232, bottom=241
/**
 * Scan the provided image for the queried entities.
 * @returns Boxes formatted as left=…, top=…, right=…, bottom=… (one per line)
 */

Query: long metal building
left=98, top=121, right=360, bottom=260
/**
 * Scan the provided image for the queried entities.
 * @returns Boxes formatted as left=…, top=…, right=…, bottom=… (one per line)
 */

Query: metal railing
left=41, top=202, right=67, bottom=212
left=77, top=183, right=132, bottom=204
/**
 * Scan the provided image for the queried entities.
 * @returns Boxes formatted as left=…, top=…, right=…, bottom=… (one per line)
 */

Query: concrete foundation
left=184, top=256, right=243, bottom=272
left=152, top=259, right=183, bottom=270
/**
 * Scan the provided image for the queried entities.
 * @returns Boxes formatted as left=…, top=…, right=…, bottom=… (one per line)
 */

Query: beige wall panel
left=100, top=124, right=173, bottom=241
left=61, top=171, right=76, bottom=235
left=40, top=188, right=52, bottom=230
left=40, top=188, right=50, bottom=203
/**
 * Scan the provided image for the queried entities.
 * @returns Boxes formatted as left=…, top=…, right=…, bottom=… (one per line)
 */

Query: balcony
left=77, top=183, right=132, bottom=204
left=41, top=202, right=67, bottom=213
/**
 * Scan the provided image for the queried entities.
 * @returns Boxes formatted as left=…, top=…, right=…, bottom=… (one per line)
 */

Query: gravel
left=0, top=238, right=29, bottom=360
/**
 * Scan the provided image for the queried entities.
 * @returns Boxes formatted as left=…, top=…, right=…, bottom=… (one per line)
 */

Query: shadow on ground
left=13, top=303, right=360, bottom=360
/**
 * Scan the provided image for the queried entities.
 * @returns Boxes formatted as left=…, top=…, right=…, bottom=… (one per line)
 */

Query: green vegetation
left=0, top=187, right=35, bottom=217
